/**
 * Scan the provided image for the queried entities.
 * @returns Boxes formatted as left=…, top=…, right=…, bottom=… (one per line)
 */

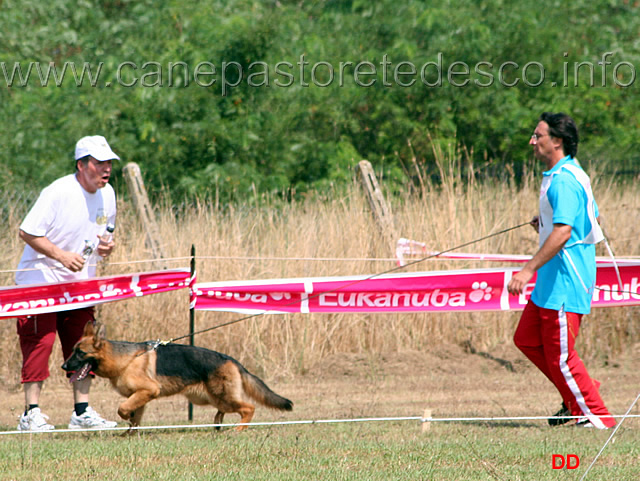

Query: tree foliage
left=2, top=0, right=639, bottom=202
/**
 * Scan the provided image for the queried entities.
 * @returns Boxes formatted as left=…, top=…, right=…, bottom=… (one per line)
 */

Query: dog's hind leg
left=203, top=377, right=256, bottom=431
left=213, top=402, right=255, bottom=431
left=234, top=403, right=255, bottom=431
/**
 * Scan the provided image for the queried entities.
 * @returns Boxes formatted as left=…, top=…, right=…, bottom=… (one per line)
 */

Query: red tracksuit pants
left=514, top=300, right=615, bottom=429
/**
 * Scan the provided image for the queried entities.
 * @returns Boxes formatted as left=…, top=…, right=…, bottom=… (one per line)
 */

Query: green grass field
left=2, top=414, right=639, bottom=480
left=1, top=343, right=639, bottom=480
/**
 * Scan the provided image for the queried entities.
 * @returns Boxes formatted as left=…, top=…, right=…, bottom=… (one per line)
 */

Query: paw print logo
left=469, top=281, right=492, bottom=303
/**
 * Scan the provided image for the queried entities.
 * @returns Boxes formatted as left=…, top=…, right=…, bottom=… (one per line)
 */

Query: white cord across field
left=0, top=255, right=402, bottom=274
left=1, top=412, right=638, bottom=436
left=3, top=251, right=639, bottom=273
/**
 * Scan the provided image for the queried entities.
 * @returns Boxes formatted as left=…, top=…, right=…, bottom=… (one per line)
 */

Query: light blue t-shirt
left=531, top=156, right=601, bottom=315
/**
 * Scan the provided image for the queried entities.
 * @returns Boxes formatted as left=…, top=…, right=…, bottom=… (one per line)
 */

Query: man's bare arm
left=19, top=230, right=85, bottom=272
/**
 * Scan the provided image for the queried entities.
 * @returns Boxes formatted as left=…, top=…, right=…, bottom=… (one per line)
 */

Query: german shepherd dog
left=62, top=322, right=293, bottom=430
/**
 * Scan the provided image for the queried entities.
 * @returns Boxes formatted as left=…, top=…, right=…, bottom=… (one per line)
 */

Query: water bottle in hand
left=100, top=223, right=115, bottom=244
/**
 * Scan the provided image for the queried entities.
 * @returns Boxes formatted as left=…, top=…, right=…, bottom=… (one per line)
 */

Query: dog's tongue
left=69, top=363, right=91, bottom=383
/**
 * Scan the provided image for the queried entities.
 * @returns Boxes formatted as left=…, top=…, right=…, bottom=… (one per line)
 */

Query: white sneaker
left=68, top=407, right=117, bottom=429
left=576, top=417, right=594, bottom=428
left=17, top=408, right=55, bottom=432
left=576, top=417, right=611, bottom=429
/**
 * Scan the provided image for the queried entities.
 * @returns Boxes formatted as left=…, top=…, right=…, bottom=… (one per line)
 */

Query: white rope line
left=0, top=256, right=192, bottom=274
left=422, top=414, right=637, bottom=422
left=195, top=255, right=399, bottom=262
left=4, top=252, right=639, bottom=274
left=0, top=255, right=402, bottom=274
left=2, top=413, right=638, bottom=436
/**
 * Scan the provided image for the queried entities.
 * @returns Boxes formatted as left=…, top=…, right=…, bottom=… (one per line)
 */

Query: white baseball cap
left=75, top=135, right=120, bottom=161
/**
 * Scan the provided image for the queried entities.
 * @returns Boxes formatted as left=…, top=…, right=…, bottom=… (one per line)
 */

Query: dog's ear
left=94, top=323, right=107, bottom=349
left=83, top=321, right=95, bottom=337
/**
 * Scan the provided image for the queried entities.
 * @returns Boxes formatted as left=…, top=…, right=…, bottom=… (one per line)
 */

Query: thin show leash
left=154, top=221, right=532, bottom=347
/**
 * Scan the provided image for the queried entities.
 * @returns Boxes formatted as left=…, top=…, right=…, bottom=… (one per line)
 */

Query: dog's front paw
left=117, top=407, right=134, bottom=421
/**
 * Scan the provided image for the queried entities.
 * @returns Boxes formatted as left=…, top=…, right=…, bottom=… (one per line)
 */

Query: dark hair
left=75, top=155, right=91, bottom=172
left=539, top=112, right=579, bottom=158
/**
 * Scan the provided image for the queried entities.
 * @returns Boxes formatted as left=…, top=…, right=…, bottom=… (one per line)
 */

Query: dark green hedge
left=2, top=0, right=639, bottom=202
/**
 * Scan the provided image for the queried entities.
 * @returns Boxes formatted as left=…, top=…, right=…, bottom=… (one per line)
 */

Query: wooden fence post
left=356, top=160, right=396, bottom=250
left=123, top=162, right=166, bottom=266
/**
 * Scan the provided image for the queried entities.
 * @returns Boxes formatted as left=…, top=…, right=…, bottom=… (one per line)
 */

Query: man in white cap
left=15, top=135, right=120, bottom=431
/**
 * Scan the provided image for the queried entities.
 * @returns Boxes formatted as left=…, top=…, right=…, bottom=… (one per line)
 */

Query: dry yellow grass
left=1, top=160, right=639, bottom=394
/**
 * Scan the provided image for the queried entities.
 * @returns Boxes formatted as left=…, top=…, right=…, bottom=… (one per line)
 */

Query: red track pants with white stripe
left=514, top=300, right=616, bottom=429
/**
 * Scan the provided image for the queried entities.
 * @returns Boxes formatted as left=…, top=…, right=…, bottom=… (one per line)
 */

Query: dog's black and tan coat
left=62, top=322, right=293, bottom=430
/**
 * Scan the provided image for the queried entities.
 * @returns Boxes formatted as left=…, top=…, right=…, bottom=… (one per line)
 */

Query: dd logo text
left=552, top=454, right=580, bottom=470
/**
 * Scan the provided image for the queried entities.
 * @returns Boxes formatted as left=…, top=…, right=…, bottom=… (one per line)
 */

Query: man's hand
left=57, top=250, right=86, bottom=272
left=530, top=215, right=540, bottom=233
left=507, top=266, right=535, bottom=296
left=96, top=237, right=115, bottom=258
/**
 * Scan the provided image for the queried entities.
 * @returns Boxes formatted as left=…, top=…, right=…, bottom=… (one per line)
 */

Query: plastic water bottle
left=101, top=223, right=115, bottom=243
left=82, top=240, right=95, bottom=260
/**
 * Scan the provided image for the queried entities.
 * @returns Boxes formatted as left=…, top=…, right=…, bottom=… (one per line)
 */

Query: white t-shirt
left=15, top=173, right=117, bottom=284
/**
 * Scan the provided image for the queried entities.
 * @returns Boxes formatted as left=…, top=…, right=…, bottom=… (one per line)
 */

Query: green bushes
left=2, top=0, right=639, bottom=202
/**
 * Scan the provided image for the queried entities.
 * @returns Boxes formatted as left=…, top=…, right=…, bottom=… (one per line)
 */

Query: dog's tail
left=240, top=368, right=293, bottom=412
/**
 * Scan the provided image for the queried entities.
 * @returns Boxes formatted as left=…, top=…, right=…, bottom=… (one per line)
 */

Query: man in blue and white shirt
left=507, top=112, right=615, bottom=429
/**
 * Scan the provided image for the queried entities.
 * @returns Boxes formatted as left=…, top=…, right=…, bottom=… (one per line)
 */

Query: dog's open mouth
left=69, top=363, right=92, bottom=383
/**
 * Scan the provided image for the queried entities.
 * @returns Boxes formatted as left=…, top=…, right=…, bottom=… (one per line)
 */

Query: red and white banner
left=3, top=263, right=640, bottom=318
left=193, top=263, right=640, bottom=314
left=0, top=269, right=191, bottom=318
